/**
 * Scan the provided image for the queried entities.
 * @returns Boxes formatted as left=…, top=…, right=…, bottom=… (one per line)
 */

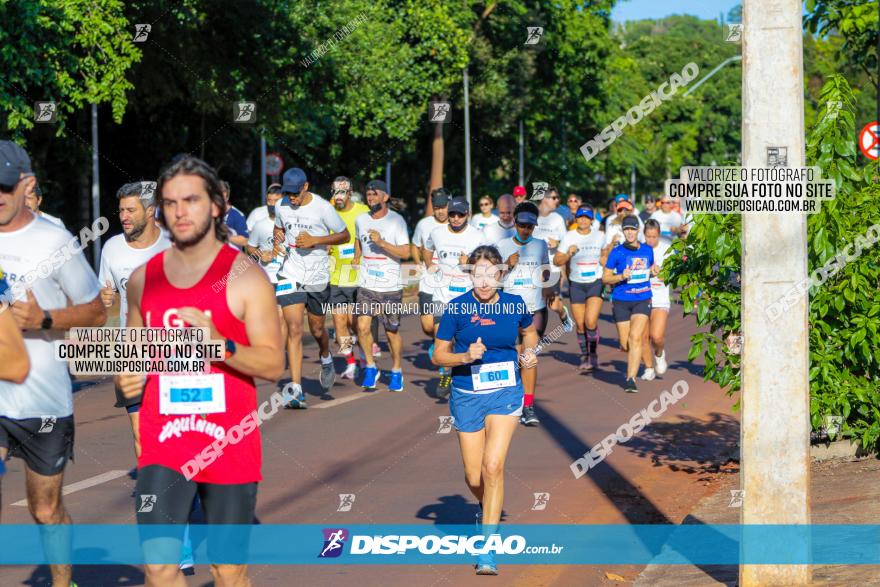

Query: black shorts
left=569, top=280, right=604, bottom=304
left=136, top=464, right=257, bottom=564
left=418, top=291, right=434, bottom=316
left=0, top=415, right=74, bottom=476
left=612, top=299, right=652, bottom=322
left=356, top=289, right=403, bottom=333
left=276, top=280, right=331, bottom=315
left=329, top=285, right=357, bottom=305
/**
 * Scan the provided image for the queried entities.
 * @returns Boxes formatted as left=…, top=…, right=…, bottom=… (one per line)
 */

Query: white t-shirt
left=0, top=216, right=101, bottom=419
left=496, top=237, right=550, bottom=312
left=558, top=229, right=605, bottom=284
left=40, top=212, right=65, bottom=228
left=604, top=218, right=646, bottom=247
left=412, top=216, right=444, bottom=294
left=650, top=210, right=684, bottom=243
left=246, top=205, right=269, bottom=232
left=355, top=210, right=410, bottom=293
left=247, top=215, right=283, bottom=283
left=533, top=213, right=567, bottom=275
left=274, top=193, right=347, bottom=287
left=424, top=224, right=485, bottom=304
left=470, top=213, right=499, bottom=231
left=98, top=230, right=172, bottom=324
left=482, top=222, right=515, bottom=243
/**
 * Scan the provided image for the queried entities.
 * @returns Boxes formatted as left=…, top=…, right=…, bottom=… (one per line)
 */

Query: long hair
left=156, top=156, right=228, bottom=242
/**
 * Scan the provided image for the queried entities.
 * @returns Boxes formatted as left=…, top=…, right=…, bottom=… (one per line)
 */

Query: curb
left=811, top=439, right=876, bottom=461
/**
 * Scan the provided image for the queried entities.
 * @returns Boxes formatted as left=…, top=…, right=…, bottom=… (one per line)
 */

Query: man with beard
left=327, top=176, right=369, bottom=379
left=99, top=181, right=172, bottom=455
left=116, top=155, right=283, bottom=586
left=353, top=180, right=410, bottom=391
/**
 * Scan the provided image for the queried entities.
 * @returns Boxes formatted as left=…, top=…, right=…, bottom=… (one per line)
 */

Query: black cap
left=431, top=187, right=450, bottom=208
left=366, top=179, right=388, bottom=194
left=0, top=141, right=32, bottom=186
left=621, top=215, right=640, bottom=230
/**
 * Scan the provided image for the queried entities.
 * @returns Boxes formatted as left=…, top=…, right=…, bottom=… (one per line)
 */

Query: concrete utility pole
left=90, top=104, right=101, bottom=270
left=740, top=1, right=811, bottom=585
left=463, top=68, right=472, bottom=202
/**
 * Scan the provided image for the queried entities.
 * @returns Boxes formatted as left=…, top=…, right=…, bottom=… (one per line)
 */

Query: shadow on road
left=626, top=412, right=739, bottom=479
left=414, top=494, right=508, bottom=525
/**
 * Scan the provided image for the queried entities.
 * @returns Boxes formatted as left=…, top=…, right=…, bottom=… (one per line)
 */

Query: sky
left=611, top=0, right=741, bottom=23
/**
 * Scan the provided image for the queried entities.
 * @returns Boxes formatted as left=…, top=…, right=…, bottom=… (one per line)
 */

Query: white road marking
left=12, top=469, right=130, bottom=506
left=313, top=391, right=378, bottom=409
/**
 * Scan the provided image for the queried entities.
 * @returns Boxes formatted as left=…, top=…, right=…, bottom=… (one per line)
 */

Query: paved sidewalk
left=635, top=456, right=880, bottom=586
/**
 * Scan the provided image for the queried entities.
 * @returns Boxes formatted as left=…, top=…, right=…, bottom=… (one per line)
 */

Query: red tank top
left=138, top=245, right=261, bottom=484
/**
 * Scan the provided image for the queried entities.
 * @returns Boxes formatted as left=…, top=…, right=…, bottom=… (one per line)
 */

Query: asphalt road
left=0, top=303, right=739, bottom=586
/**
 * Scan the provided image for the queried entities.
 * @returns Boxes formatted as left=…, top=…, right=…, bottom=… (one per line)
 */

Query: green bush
left=664, top=75, right=880, bottom=447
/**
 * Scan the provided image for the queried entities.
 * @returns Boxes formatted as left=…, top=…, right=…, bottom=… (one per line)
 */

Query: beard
left=123, top=219, right=147, bottom=242
left=334, top=198, right=346, bottom=210
left=173, top=214, right=213, bottom=249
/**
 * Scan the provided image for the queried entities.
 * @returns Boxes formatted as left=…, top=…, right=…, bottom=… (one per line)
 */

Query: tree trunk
left=426, top=118, right=444, bottom=217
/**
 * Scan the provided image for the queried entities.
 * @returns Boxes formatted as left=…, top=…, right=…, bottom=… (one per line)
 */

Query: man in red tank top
left=116, top=156, right=284, bottom=587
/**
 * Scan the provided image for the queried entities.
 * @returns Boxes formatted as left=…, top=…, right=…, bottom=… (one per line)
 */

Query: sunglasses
left=515, top=222, right=536, bottom=229
left=332, top=189, right=349, bottom=196
left=0, top=176, right=24, bottom=194
left=448, top=212, right=467, bottom=218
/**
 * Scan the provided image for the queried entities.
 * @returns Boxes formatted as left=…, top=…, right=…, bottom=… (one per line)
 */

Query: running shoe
left=589, top=352, right=599, bottom=371
left=362, top=365, right=379, bottom=391
left=520, top=405, right=540, bottom=426
left=475, top=551, right=498, bottom=575
left=284, top=383, right=307, bottom=409
left=561, top=305, right=575, bottom=333
left=320, top=357, right=336, bottom=390
left=641, top=367, right=656, bottom=381
left=578, top=354, right=590, bottom=371
left=436, top=371, right=452, bottom=399
left=338, top=336, right=356, bottom=356
left=625, top=378, right=639, bottom=393
left=655, top=350, right=668, bottom=375
left=373, top=342, right=382, bottom=358
left=341, top=361, right=357, bottom=380
left=388, top=371, right=404, bottom=392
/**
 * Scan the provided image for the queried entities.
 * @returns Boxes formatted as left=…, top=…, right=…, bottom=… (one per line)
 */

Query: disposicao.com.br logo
left=318, top=528, right=563, bottom=557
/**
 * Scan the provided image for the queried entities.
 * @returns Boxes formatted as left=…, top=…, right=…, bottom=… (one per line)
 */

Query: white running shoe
left=341, top=362, right=357, bottom=379
left=641, top=367, right=656, bottom=381
left=655, top=351, right=668, bottom=375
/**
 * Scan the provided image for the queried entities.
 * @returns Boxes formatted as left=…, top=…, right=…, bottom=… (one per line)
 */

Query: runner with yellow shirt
left=328, top=176, right=369, bottom=379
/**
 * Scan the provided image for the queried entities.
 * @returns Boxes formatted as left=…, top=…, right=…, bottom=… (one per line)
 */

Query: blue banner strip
left=0, top=524, right=878, bottom=565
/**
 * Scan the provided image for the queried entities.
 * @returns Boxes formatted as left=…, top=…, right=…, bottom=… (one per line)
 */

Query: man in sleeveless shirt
left=116, top=156, right=284, bottom=586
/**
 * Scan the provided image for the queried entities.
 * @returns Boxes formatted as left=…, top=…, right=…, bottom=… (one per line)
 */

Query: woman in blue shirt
left=601, top=215, right=658, bottom=393
left=433, top=245, right=539, bottom=575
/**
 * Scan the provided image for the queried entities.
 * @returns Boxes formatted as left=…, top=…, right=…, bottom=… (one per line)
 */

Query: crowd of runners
left=0, top=140, right=690, bottom=582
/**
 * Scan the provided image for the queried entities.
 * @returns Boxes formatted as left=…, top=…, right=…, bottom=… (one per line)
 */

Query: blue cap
left=515, top=210, right=538, bottom=225
left=614, top=193, right=630, bottom=203
left=575, top=206, right=594, bottom=220
left=0, top=141, right=31, bottom=186
left=448, top=197, right=469, bottom=215
left=281, top=167, right=307, bottom=194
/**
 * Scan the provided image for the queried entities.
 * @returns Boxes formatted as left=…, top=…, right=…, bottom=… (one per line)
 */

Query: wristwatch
left=41, top=310, right=53, bottom=330
left=224, top=338, right=237, bottom=359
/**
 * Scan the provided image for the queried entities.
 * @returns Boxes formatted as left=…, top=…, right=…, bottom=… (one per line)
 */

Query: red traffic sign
left=266, top=152, right=284, bottom=175
left=859, top=121, right=879, bottom=160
